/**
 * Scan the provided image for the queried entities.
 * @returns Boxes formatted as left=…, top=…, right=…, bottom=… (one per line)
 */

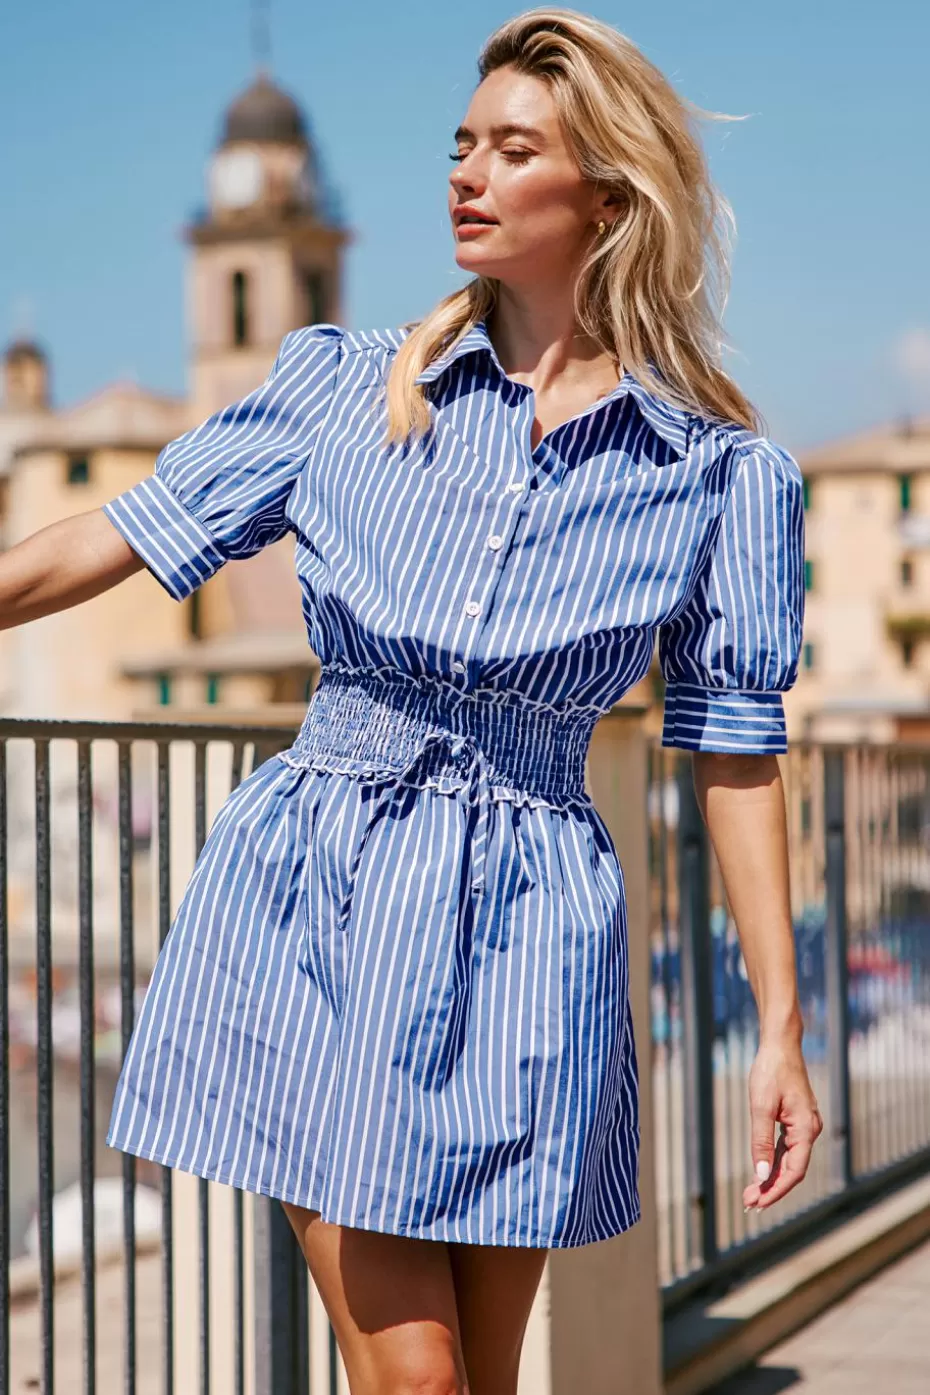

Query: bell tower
left=185, top=48, right=351, bottom=417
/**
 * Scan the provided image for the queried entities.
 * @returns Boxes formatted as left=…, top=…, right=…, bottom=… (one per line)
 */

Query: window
left=232, top=270, right=250, bottom=346
left=67, top=455, right=90, bottom=486
left=899, top=474, right=912, bottom=513
left=304, top=269, right=327, bottom=324
left=804, top=559, right=815, bottom=592
left=206, top=673, right=220, bottom=705
left=157, top=673, right=172, bottom=706
left=901, top=556, right=914, bottom=587
left=901, top=638, right=916, bottom=668
left=802, top=641, right=815, bottom=671
left=801, top=477, right=812, bottom=511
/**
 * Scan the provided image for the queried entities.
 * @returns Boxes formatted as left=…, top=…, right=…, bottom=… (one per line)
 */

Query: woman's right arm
left=0, top=324, right=344, bottom=631
left=0, top=509, right=146, bottom=630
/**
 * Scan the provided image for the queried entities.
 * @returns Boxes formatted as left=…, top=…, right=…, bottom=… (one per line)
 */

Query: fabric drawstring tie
left=333, top=730, right=492, bottom=935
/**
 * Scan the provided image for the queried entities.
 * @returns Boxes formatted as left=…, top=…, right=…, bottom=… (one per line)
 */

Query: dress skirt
left=106, top=661, right=641, bottom=1249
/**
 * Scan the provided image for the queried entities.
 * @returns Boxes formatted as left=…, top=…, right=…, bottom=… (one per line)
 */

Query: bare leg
left=448, top=1241, right=549, bottom=1395
left=281, top=1200, right=470, bottom=1395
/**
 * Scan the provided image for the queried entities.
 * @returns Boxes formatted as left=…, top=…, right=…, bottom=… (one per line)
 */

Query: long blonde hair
left=383, top=6, right=761, bottom=445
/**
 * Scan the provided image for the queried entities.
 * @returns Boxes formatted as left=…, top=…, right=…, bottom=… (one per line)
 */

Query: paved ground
left=11, top=1248, right=163, bottom=1394
left=710, top=1235, right=930, bottom=1394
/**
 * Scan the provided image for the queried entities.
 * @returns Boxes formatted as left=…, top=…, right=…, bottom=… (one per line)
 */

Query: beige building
left=0, top=71, right=351, bottom=725
left=789, top=415, right=930, bottom=744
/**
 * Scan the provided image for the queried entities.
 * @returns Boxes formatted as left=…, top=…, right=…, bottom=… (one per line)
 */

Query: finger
left=749, top=1099, right=777, bottom=1184
left=764, top=1128, right=789, bottom=1182
left=756, top=1137, right=813, bottom=1207
left=744, top=1129, right=785, bottom=1207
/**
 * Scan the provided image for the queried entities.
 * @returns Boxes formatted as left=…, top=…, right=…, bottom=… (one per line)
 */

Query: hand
left=742, top=1034, right=823, bottom=1212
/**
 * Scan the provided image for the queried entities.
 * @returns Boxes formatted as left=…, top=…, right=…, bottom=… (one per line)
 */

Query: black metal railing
left=9, top=716, right=930, bottom=1385
left=650, top=741, right=930, bottom=1308
left=2, top=716, right=346, bottom=1395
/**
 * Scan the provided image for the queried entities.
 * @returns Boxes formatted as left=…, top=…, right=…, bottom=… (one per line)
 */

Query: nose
left=449, top=149, right=486, bottom=197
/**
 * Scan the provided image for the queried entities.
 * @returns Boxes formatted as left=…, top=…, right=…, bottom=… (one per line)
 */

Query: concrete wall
left=517, top=702, right=662, bottom=1395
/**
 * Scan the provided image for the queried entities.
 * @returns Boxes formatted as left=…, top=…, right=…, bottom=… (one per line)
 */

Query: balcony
left=897, top=513, right=930, bottom=549
left=6, top=715, right=930, bottom=1392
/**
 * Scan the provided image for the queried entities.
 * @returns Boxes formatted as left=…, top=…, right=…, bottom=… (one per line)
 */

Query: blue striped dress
left=102, top=318, right=805, bottom=1248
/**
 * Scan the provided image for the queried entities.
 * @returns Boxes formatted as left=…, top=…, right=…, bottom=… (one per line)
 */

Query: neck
left=485, top=290, right=620, bottom=389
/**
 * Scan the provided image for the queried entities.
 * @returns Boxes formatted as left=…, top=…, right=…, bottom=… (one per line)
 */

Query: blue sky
left=1, top=0, right=927, bottom=450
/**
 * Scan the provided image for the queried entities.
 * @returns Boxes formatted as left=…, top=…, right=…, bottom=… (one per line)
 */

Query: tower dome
left=220, top=73, right=307, bottom=147
left=4, top=337, right=46, bottom=365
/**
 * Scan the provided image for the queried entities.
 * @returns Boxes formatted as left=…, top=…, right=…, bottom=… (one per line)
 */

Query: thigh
left=281, top=1201, right=468, bottom=1395
left=448, top=1242, right=549, bottom=1395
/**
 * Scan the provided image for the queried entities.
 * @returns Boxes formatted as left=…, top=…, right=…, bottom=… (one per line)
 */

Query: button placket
left=462, top=496, right=519, bottom=621
left=451, top=454, right=531, bottom=677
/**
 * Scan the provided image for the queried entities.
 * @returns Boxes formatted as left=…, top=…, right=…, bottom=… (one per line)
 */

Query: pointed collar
left=414, top=317, right=693, bottom=457
left=413, top=318, right=503, bottom=385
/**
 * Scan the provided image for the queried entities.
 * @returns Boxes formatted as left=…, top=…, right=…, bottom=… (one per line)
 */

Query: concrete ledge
left=664, top=1173, right=930, bottom=1395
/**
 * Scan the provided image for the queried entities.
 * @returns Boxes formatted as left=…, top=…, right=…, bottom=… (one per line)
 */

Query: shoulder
left=691, top=416, right=803, bottom=510
left=722, top=426, right=801, bottom=484
left=279, top=321, right=413, bottom=364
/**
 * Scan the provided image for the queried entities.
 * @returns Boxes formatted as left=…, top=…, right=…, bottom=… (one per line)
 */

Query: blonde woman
left=3, top=9, right=822, bottom=1393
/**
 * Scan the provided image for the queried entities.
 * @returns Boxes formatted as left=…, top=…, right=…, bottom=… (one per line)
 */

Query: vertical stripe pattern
left=102, top=317, right=804, bottom=1248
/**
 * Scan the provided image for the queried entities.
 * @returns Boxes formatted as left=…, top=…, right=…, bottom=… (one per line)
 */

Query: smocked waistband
left=278, top=662, right=598, bottom=802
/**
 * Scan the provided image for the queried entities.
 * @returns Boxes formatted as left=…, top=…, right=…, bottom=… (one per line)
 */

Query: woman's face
left=448, top=65, right=606, bottom=289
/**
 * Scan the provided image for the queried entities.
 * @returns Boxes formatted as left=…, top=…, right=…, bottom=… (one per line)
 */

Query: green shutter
left=804, top=559, right=814, bottom=592
left=900, top=475, right=912, bottom=512
left=157, top=673, right=171, bottom=706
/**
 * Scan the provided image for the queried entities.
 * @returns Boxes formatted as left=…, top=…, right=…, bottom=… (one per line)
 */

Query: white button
left=507, top=480, right=524, bottom=493
left=452, top=660, right=466, bottom=673
left=488, top=534, right=503, bottom=550
left=464, top=599, right=481, bottom=617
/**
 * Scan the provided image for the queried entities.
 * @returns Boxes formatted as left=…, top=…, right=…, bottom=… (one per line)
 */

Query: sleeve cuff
left=661, top=680, right=788, bottom=753
left=102, top=474, right=227, bottom=602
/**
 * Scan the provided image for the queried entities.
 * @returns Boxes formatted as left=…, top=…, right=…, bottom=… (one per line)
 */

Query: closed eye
left=448, top=150, right=533, bottom=165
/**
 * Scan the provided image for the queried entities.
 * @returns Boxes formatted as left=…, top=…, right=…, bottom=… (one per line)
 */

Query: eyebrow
left=453, top=122, right=547, bottom=144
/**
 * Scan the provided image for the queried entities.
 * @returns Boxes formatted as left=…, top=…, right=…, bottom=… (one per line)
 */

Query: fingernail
left=756, top=1161, right=771, bottom=1181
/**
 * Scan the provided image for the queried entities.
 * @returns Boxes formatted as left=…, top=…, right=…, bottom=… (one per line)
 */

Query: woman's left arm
left=692, top=748, right=823, bottom=1211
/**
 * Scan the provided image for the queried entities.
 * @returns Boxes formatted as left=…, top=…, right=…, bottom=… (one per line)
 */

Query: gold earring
left=597, top=219, right=607, bottom=234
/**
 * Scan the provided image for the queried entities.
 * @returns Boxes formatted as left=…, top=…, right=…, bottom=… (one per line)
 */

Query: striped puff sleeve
left=102, top=323, right=343, bottom=602
left=658, top=436, right=806, bottom=754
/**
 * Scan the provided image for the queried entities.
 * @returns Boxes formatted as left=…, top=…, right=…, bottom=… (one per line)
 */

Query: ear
left=592, top=188, right=624, bottom=227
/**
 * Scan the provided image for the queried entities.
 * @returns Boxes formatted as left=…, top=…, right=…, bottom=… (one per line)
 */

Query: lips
left=455, top=208, right=497, bottom=226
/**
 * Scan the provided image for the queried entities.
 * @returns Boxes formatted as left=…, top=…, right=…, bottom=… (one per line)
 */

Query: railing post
left=252, top=1195, right=308, bottom=1395
left=676, top=753, right=717, bottom=1270
left=538, top=701, right=661, bottom=1395
left=823, top=747, right=853, bottom=1187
